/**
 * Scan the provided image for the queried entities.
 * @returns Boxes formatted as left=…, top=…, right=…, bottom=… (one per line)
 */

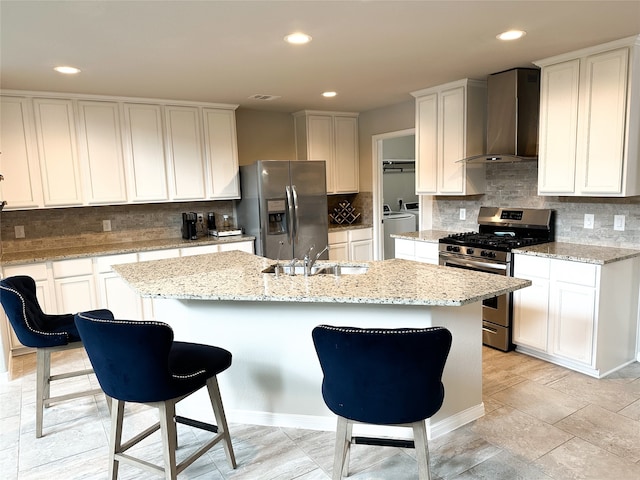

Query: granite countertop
left=390, top=230, right=459, bottom=243
left=114, top=250, right=530, bottom=307
left=329, top=223, right=373, bottom=232
left=0, top=235, right=255, bottom=266
left=514, top=242, right=640, bottom=265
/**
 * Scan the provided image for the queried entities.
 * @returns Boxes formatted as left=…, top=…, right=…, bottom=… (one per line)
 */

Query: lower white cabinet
left=328, top=228, right=372, bottom=261
left=394, top=238, right=439, bottom=265
left=513, top=253, right=639, bottom=377
left=51, top=258, right=98, bottom=314
left=95, top=253, right=142, bottom=320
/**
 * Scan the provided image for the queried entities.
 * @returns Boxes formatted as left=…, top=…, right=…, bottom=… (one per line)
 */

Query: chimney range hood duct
left=461, top=68, right=540, bottom=164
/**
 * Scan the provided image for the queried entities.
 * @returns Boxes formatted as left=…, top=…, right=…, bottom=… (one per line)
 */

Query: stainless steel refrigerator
left=236, top=160, right=329, bottom=260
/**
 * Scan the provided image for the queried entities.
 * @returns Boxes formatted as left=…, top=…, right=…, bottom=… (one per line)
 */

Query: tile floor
left=1, top=347, right=640, bottom=479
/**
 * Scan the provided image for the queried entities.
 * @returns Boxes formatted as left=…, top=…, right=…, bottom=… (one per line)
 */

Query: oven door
left=439, top=252, right=511, bottom=350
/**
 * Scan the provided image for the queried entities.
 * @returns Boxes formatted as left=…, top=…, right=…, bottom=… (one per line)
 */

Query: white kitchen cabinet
left=513, top=253, right=640, bottom=377
left=122, top=103, right=169, bottom=202
left=293, top=111, right=359, bottom=194
left=76, top=100, right=128, bottom=204
left=1, top=263, right=55, bottom=353
left=393, top=238, right=439, bottom=265
left=411, top=79, right=486, bottom=195
left=32, top=98, right=83, bottom=206
left=165, top=105, right=206, bottom=200
left=52, top=258, right=98, bottom=314
left=536, top=35, right=640, bottom=196
left=0, top=96, right=43, bottom=209
left=328, top=228, right=372, bottom=261
left=180, top=244, right=220, bottom=256
left=217, top=240, right=254, bottom=253
left=95, top=253, right=142, bottom=320
left=202, top=108, right=240, bottom=199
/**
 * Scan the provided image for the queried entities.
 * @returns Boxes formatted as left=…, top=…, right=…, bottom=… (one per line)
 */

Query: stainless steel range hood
left=461, top=68, right=540, bottom=164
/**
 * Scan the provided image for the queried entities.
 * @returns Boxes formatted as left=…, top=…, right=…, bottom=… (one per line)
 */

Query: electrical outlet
left=459, top=208, right=466, bottom=220
left=15, top=225, right=25, bottom=239
left=197, top=213, right=204, bottom=224
left=102, top=219, right=112, bottom=232
left=614, top=215, right=625, bottom=231
left=584, top=213, right=595, bottom=229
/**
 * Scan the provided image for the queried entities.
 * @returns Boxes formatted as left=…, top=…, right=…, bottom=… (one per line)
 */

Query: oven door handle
left=440, top=256, right=508, bottom=274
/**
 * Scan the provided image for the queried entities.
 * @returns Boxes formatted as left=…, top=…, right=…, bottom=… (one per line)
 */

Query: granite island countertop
left=0, top=235, right=255, bottom=266
left=114, top=250, right=530, bottom=307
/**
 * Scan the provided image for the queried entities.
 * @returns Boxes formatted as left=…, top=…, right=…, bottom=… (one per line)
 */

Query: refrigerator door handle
left=292, top=185, right=300, bottom=243
left=285, top=185, right=294, bottom=245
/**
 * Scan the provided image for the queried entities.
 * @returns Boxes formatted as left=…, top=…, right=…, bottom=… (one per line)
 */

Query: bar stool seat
left=0, top=275, right=106, bottom=438
left=312, top=324, right=452, bottom=480
left=74, top=310, right=236, bottom=480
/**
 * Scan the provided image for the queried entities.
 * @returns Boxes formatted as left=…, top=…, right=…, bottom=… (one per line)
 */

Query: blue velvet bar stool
left=312, top=325, right=453, bottom=480
left=74, top=310, right=236, bottom=480
left=0, top=275, right=106, bottom=438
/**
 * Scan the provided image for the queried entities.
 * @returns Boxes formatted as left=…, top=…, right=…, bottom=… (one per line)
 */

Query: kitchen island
left=114, top=250, right=530, bottom=439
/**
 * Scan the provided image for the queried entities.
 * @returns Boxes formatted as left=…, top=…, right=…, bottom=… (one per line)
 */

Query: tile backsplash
left=432, top=162, right=640, bottom=249
left=0, top=201, right=234, bottom=254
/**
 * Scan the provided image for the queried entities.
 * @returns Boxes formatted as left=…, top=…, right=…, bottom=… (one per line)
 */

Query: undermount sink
left=261, top=263, right=368, bottom=276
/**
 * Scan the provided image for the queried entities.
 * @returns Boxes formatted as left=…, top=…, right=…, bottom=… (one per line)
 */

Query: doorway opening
left=372, top=129, right=424, bottom=260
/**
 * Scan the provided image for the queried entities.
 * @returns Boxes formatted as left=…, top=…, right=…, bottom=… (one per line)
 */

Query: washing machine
left=402, top=202, right=420, bottom=229
left=382, top=204, right=416, bottom=259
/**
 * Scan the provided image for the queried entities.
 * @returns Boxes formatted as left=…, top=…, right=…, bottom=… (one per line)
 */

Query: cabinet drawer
left=52, top=258, right=93, bottom=278
left=415, top=242, right=438, bottom=261
left=3, top=262, right=48, bottom=281
left=349, top=228, right=372, bottom=242
left=551, top=259, right=597, bottom=287
left=95, top=253, right=138, bottom=273
left=138, top=249, right=180, bottom=261
left=181, top=245, right=219, bottom=256
left=514, top=254, right=551, bottom=278
left=328, top=230, right=348, bottom=244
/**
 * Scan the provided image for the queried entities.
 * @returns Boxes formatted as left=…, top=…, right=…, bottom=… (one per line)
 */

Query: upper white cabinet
left=32, top=98, right=83, bottom=206
left=165, top=105, right=207, bottom=200
left=1, top=91, right=240, bottom=209
left=0, top=96, right=43, bottom=209
left=122, top=103, right=170, bottom=202
left=411, top=79, right=486, bottom=195
left=293, top=111, right=359, bottom=194
left=76, top=100, right=128, bottom=204
left=202, top=108, right=240, bottom=199
left=536, top=35, right=640, bottom=196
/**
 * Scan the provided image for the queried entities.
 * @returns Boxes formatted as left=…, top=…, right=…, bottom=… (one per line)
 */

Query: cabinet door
left=98, top=272, right=142, bottom=319
left=328, top=242, right=348, bottom=261
left=549, top=281, right=595, bottom=364
left=32, top=98, right=83, bottom=206
left=394, top=238, right=415, bottom=260
left=76, top=100, right=127, bottom=204
left=0, top=96, right=43, bottom=209
left=306, top=115, right=335, bottom=193
left=334, top=116, right=358, bottom=193
left=202, top=108, right=240, bottom=199
left=415, top=94, right=438, bottom=194
left=577, top=48, right=629, bottom=195
left=513, top=276, right=550, bottom=350
left=165, top=106, right=206, bottom=200
left=54, top=275, right=97, bottom=314
left=415, top=242, right=439, bottom=265
left=538, top=59, right=581, bottom=194
left=439, top=86, right=465, bottom=194
left=122, top=103, right=169, bottom=202
left=218, top=241, right=254, bottom=253
left=350, top=239, right=372, bottom=261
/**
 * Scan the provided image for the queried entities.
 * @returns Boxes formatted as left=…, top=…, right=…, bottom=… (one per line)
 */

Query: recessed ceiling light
left=285, top=32, right=312, bottom=45
left=322, top=91, right=337, bottom=98
left=497, top=30, right=526, bottom=41
left=54, top=66, right=81, bottom=74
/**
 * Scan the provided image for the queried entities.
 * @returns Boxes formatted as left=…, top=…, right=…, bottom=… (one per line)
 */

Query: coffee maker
left=181, top=212, right=198, bottom=240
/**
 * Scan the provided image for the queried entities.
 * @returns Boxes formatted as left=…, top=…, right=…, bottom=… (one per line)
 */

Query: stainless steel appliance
left=181, top=212, right=198, bottom=240
left=236, top=160, right=329, bottom=260
left=439, top=207, right=554, bottom=351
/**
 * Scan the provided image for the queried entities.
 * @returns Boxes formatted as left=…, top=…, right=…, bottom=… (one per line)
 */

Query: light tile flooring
left=1, top=347, right=640, bottom=479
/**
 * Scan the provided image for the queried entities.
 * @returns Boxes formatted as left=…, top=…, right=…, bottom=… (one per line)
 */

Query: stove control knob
left=481, top=250, right=496, bottom=259
left=467, top=248, right=474, bottom=255
left=446, top=245, right=460, bottom=253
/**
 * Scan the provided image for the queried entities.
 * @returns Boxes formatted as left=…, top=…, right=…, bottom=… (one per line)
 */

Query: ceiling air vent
left=248, top=94, right=281, bottom=101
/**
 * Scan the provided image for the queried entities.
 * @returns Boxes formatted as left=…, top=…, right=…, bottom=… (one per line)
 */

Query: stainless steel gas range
left=439, top=207, right=555, bottom=351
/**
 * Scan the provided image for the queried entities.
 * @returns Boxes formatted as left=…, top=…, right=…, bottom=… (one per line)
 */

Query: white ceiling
left=1, top=1, right=639, bottom=113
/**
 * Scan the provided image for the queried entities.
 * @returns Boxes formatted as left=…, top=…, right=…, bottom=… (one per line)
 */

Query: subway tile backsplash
left=432, top=162, right=640, bottom=249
